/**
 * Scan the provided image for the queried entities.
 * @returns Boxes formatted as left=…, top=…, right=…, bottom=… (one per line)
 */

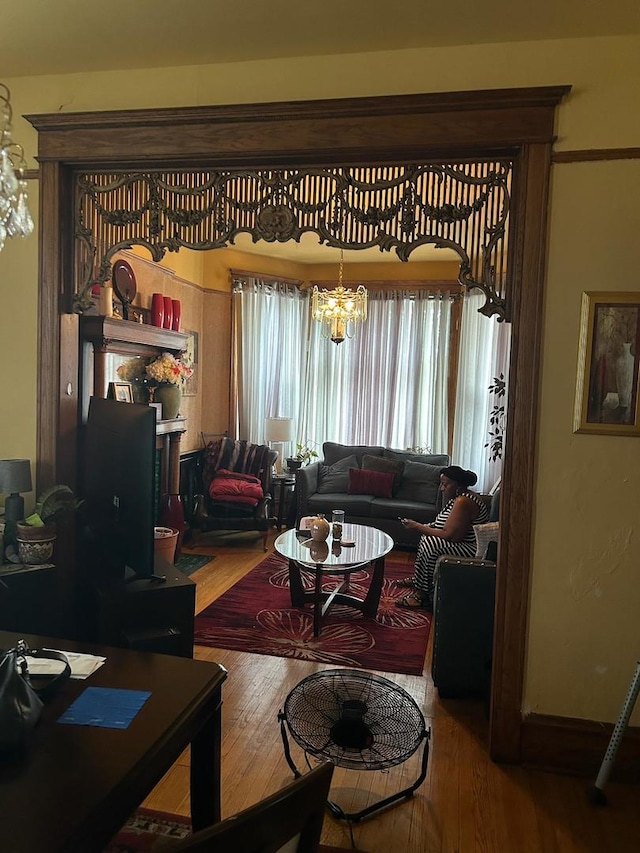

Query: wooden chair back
left=171, top=762, right=334, bottom=852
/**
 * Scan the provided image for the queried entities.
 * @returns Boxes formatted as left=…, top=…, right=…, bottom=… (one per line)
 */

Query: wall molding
left=553, top=147, right=640, bottom=163
left=521, top=713, right=640, bottom=783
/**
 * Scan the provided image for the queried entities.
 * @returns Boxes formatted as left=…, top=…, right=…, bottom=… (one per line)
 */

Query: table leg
left=313, top=563, right=323, bottom=637
left=288, top=559, right=306, bottom=606
left=362, top=555, right=385, bottom=617
left=190, top=691, right=222, bottom=830
left=276, top=480, right=285, bottom=531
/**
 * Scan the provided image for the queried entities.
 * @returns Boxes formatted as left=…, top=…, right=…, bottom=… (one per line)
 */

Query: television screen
left=81, top=396, right=158, bottom=582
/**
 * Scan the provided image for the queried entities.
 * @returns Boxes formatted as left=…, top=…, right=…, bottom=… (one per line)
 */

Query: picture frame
left=573, top=291, right=640, bottom=436
left=183, top=329, right=199, bottom=396
left=107, top=381, right=134, bottom=403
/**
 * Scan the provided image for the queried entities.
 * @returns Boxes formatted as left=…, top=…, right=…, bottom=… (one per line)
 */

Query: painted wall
left=1, top=34, right=639, bottom=724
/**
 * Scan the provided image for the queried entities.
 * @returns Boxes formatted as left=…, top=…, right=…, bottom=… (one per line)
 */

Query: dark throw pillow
left=362, top=454, right=404, bottom=496
left=322, top=442, right=384, bottom=467
left=348, top=467, right=395, bottom=499
left=317, top=454, right=359, bottom=494
left=395, top=461, right=442, bottom=505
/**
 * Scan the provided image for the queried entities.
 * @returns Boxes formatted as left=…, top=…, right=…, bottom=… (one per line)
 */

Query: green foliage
left=485, top=374, right=506, bottom=462
left=24, top=484, right=82, bottom=526
left=293, top=441, right=319, bottom=465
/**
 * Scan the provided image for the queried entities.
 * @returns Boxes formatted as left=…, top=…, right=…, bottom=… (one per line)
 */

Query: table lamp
left=265, top=417, right=294, bottom=474
left=0, top=458, right=32, bottom=523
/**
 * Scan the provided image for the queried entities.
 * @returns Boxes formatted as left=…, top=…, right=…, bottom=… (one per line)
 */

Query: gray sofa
left=294, top=442, right=450, bottom=547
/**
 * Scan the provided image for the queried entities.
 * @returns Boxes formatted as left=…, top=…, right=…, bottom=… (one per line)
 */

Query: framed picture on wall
left=183, top=330, right=199, bottom=396
left=574, top=291, right=640, bottom=436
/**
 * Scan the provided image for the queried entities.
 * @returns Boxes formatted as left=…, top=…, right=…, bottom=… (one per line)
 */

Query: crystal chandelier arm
left=0, top=84, right=34, bottom=251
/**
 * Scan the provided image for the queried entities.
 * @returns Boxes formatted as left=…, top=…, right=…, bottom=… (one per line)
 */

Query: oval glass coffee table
left=274, top=523, right=394, bottom=637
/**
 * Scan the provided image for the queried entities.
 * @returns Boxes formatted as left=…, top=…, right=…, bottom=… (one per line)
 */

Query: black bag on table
left=0, top=638, right=71, bottom=753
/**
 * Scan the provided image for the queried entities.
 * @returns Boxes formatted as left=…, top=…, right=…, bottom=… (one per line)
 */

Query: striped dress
left=413, top=491, right=489, bottom=599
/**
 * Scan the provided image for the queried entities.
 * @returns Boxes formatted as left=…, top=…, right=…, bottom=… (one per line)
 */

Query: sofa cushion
left=395, top=460, right=442, bottom=505
left=362, top=454, right=404, bottom=495
left=474, top=522, right=500, bottom=559
left=369, top=498, right=437, bottom=523
left=306, top=493, right=374, bottom=517
left=323, top=442, right=384, bottom=467
left=208, top=469, right=263, bottom=506
left=383, top=448, right=450, bottom=468
left=348, top=467, right=395, bottom=499
left=317, top=454, right=359, bottom=494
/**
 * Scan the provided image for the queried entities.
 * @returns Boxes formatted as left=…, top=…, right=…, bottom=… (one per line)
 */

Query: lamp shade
left=0, top=458, right=32, bottom=494
left=265, top=417, right=294, bottom=443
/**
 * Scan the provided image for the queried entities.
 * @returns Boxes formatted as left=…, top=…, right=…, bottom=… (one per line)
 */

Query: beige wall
left=1, top=34, right=639, bottom=725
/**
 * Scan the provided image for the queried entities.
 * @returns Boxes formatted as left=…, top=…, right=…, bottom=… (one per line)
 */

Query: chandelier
left=311, top=250, right=368, bottom=344
left=0, top=84, right=34, bottom=252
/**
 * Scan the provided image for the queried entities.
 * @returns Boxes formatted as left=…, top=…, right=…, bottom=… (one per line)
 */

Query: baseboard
left=521, top=713, right=640, bottom=783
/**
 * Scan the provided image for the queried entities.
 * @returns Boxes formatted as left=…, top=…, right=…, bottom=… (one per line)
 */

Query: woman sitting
left=395, top=465, right=488, bottom=610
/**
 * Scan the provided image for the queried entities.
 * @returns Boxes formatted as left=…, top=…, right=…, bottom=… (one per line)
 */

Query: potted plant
left=12, top=485, right=81, bottom=565
left=286, top=441, right=319, bottom=472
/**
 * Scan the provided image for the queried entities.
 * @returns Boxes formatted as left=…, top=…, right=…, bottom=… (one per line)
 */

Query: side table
left=271, top=474, right=296, bottom=531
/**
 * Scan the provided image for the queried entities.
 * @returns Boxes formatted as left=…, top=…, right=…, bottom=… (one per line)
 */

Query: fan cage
left=282, top=669, right=426, bottom=771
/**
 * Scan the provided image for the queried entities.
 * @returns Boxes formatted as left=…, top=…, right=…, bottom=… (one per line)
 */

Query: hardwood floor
left=143, top=530, right=640, bottom=852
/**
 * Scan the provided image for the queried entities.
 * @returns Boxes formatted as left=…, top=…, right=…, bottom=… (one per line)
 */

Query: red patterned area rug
left=104, top=807, right=347, bottom=851
left=194, top=553, right=431, bottom=676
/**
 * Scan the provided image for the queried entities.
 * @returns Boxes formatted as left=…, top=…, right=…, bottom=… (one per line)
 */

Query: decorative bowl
left=16, top=536, right=56, bottom=565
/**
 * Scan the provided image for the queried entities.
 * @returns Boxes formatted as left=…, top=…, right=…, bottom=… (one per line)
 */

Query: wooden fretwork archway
left=74, top=160, right=511, bottom=320
left=28, top=85, right=570, bottom=764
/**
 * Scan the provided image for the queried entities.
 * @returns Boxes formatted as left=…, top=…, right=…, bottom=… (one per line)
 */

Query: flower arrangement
left=145, top=352, right=193, bottom=386
left=116, top=356, right=148, bottom=382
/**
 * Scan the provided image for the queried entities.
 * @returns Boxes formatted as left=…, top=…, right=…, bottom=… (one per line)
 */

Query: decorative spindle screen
left=74, top=160, right=512, bottom=320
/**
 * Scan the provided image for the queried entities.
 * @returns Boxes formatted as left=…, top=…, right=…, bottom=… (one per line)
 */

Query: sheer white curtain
left=452, top=290, right=511, bottom=492
left=232, top=277, right=308, bottom=446
left=299, top=290, right=453, bottom=454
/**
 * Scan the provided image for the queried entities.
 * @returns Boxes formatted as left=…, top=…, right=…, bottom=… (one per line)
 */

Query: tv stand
left=92, top=556, right=195, bottom=657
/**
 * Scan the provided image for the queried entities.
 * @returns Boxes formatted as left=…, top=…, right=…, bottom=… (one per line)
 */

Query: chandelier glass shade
left=0, top=84, right=34, bottom=253
left=311, top=251, right=368, bottom=344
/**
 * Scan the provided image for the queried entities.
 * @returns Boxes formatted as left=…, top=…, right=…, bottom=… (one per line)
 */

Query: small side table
left=271, top=474, right=296, bottom=531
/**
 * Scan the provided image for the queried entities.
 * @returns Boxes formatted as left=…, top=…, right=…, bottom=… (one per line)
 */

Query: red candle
left=163, top=296, right=173, bottom=330
left=151, top=293, right=164, bottom=327
left=171, top=299, right=181, bottom=331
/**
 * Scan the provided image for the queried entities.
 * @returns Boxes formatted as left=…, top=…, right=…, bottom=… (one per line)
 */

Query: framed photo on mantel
left=107, top=381, right=134, bottom=403
left=573, top=291, right=640, bottom=436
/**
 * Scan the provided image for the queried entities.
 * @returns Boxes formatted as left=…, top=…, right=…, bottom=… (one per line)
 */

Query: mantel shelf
left=80, top=316, right=188, bottom=353
left=156, top=417, right=187, bottom=436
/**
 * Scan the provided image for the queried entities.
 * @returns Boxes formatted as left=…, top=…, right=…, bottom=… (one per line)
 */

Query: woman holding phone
left=395, top=465, right=488, bottom=610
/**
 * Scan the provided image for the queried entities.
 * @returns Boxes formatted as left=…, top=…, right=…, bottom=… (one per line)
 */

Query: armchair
left=430, top=489, right=500, bottom=700
left=191, top=437, right=278, bottom=551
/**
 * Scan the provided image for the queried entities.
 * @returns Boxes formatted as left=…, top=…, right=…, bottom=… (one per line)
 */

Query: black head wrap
left=440, top=465, right=477, bottom=488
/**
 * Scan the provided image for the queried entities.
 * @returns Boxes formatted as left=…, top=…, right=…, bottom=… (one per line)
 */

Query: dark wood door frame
left=28, top=85, right=570, bottom=763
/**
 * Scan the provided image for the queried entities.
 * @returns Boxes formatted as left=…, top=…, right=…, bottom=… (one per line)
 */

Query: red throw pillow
left=347, top=467, right=395, bottom=499
left=209, top=469, right=264, bottom=506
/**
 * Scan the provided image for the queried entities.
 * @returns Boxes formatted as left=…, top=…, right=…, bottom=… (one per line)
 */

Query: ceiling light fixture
left=0, top=84, right=34, bottom=253
left=311, top=250, right=368, bottom=344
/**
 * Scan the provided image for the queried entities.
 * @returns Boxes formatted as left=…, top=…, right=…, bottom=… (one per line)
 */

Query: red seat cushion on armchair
left=209, top=469, right=264, bottom=506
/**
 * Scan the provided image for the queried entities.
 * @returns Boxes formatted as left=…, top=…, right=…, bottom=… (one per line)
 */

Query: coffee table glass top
left=274, top=523, right=393, bottom=568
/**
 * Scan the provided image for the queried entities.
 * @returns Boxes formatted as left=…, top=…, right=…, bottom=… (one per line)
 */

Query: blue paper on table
left=57, top=687, right=151, bottom=729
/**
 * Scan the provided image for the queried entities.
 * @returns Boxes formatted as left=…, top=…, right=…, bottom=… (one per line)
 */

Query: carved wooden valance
left=74, top=159, right=512, bottom=320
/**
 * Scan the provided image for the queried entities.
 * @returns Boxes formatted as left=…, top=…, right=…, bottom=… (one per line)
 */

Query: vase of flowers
left=145, top=352, right=193, bottom=420
left=116, top=356, right=152, bottom=403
